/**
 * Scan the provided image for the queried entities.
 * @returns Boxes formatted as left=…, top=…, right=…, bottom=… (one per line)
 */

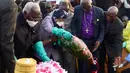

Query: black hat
left=53, top=9, right=67, bottom=19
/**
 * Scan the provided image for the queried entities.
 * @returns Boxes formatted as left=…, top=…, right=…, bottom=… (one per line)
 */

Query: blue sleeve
left=33, top=41, right=50, bottom=62
left=123, top=42, right=127, bottom=48
left=70, top=7, right=78, bottom=35
left=125, top=54, right=130, bottom=62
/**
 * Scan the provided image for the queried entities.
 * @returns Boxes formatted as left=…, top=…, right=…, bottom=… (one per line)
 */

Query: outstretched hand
left=92, top=41, right=100, bottom=52
left=50, top=35, right=57, bottom=42
left=113, top=56, right=121, bottom=66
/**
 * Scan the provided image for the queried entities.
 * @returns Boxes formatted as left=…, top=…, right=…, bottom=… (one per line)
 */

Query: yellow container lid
left=15, top=58, right=36, bottom=73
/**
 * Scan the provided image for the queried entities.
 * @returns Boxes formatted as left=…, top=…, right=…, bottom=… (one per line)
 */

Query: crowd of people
left=0, top=0, right=129, bottom=73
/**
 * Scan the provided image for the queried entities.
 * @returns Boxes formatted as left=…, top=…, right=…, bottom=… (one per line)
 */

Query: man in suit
left=71, top=0, right=104, bottom=73
left=0, top=0, right=17, bottom=73
left=98, top=6, right=124, bottom=73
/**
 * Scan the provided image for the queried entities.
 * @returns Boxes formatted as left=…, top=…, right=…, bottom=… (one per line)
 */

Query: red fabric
left=91, top=59, right=99, bottom=73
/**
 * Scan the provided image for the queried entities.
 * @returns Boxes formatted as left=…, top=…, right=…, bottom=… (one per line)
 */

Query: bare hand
left=113, top=56, right=122, bottom=66
left=51, top=35, right=57, bottom=42
left=92, top=41, right=100, bottom=52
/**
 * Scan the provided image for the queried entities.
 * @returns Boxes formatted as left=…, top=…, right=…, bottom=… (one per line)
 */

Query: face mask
left=26, top=20, right=38, bottom=27
left=57, top=21, right=64, bottom=26
left=57, top=21, right=65, bottom=28
left=48, top=12, right=53, bottom=16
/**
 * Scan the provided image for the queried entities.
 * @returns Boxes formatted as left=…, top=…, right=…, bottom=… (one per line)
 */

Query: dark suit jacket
left=104, top=17, right=124, bottom=57
left=71, top=5, right=105, bottom=43
left=14, top=12, right=41, bottom=59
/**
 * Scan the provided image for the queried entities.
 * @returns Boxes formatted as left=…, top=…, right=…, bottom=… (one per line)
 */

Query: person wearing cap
left=71, top=0, right=105, bottom=73
left=98, top=6, right=123, bottom=73
left=58, top=1, right=74, bottom=30
left=52, top=9, right=68, bottom=28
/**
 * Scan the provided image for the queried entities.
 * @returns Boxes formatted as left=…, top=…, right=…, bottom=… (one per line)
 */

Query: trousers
left=0, top=1, right=17, bottom=73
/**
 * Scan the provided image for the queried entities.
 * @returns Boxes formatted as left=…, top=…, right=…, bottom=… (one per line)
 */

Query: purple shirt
left=82, top=10, right=94, bottom=39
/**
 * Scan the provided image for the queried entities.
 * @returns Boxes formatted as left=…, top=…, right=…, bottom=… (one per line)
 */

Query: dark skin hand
left=42, top=35, right=57, bottom=46
left=92, top=41, right=100, bottom=52
left=113, top=56, right=121, bottom=66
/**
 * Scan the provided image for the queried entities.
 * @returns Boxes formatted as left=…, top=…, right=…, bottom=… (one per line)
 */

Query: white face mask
left=57, top=21, right=64, bottom=26
left=26, top=20, right=38, bottom=27
left=57, top=21, right=65, bottom=28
